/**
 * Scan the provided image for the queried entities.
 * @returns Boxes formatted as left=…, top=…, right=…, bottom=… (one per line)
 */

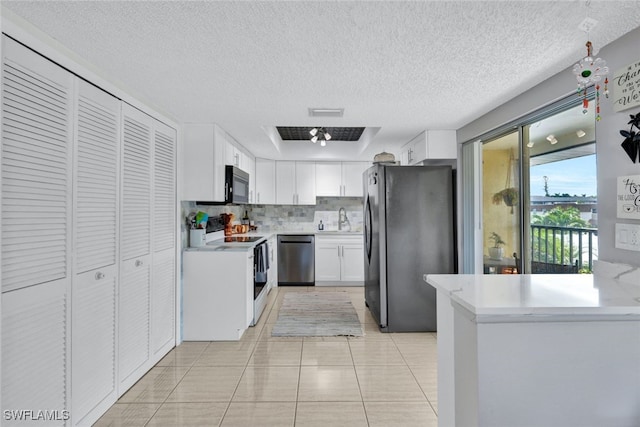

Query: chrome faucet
left=338, top=207, right=350, bottom=231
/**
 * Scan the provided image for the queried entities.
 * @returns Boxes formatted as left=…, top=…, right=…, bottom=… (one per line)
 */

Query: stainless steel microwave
left=225, top=165, right=249, bottom=204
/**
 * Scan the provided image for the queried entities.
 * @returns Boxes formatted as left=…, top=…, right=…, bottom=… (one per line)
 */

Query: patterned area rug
left=272, top=292, right=364, bottom=337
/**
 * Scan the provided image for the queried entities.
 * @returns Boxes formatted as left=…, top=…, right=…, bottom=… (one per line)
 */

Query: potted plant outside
left=488, top=232, right=505, bottom=260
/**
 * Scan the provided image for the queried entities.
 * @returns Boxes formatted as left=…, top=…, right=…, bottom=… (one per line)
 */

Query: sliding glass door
left=464, top=94, right=597, bottom=274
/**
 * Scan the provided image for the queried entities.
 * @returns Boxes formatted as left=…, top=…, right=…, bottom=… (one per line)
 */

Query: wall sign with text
left=617, top=175, right=640, bottom=219
left=613, top=60, right=640, bottom=112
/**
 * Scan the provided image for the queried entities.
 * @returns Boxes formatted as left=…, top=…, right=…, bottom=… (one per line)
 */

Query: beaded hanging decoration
left=572, top=41, right=609, bottom=121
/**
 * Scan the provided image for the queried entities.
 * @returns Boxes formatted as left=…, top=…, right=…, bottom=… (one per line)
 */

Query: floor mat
left=271, top=292, right=364, bottom=337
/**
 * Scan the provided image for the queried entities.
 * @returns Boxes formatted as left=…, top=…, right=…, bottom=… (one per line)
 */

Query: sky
left=529, top=154, right=597, bottom=197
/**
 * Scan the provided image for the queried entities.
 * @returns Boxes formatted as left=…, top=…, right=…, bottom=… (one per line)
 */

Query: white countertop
left=424, top=273, right=640, bottom=321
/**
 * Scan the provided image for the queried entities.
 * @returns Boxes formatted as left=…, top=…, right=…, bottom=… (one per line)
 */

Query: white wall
left=457, top=26, right=640, bottom=267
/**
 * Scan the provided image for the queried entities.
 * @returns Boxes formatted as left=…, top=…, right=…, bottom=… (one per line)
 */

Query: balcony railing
left=530, top=224, right=598, bottom=273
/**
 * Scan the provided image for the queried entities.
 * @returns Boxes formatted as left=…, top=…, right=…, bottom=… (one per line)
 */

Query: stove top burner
left=223, top=236, right=263, bottom=243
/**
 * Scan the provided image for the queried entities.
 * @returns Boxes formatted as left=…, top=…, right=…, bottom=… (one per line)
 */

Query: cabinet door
left=412, top=138, right=427, bottom=164
left=224, top=139, right=235, bottom=166
left=71, top=79, right=120, bottom=425
left=427, top=130, right=457, bottom=159
left=315, top=242, right=341, bottom=281
left=182, top=125, right=214, bottom=201
left=315, top=162, right=341, bottom=197
left=295, top=161, right=316, bottom=205
left=341, top=162, right=368, bottom=197
left=121, top=104, right=152, bottom=261
left=118, top=255, right=151, bottom=392
left=255, top=158, right=276, bottom=204
left=245, top=155, right=256, bottom=203
left=340, top=243, right=365, bottom=281
left=400, top=147, right=411, bottom=165
left=276, top=160, right=296, bottom=204
left=1, top=36, right=74, bottom=293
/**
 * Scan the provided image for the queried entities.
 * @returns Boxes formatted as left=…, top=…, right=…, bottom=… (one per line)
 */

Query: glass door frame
left=460, top=90, right=595, bottom=274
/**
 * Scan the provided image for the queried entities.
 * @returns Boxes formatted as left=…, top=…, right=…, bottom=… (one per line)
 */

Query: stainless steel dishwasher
left=278, top=235, right=315, bottom=285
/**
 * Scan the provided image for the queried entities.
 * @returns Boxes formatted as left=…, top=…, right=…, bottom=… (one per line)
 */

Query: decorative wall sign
left=620, top=113, right=640, bottom=163
left=617, top=175, right=640, bottom=219
left=612, top=60, right=640, bottom=112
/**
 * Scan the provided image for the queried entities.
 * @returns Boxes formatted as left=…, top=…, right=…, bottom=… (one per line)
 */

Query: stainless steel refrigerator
left=363, top=164, right=456, bottom=332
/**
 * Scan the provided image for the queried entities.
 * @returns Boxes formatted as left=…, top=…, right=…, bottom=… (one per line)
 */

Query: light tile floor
left=95, top=286, right=438, bottom=426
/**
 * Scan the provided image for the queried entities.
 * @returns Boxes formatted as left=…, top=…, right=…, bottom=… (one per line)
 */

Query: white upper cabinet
left=295, top=161, right=316, bottom=205
left=341, top=162, right=369, bottom=197
left=255, top=158, right=276, bottom=204
left=276, top=160, right=296, bottom=204
left=244, top=155, right=256, bottom=203
left=182, top=124, right=225, bottom=201
left=276, top=161, right=316, bottom=205
left=401, top=130, right=457, bottom=165
left=315, top=162, right=342, bottom=197
left=316, top=162, right=368, bottom=197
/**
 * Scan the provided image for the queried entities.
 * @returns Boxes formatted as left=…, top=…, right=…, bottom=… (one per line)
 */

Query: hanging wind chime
left=572, top=40, right=609, bottom=121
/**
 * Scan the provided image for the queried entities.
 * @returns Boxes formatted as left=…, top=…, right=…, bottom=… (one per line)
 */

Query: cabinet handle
left=95, top=271, right=105, bottom=280
left=135, top=260, right=143, bottom=267
left=257, top=192, right=260, bottom=203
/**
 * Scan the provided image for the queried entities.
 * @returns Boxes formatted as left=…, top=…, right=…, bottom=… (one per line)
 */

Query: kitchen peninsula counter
left=424, top=272, right=640, bottom=427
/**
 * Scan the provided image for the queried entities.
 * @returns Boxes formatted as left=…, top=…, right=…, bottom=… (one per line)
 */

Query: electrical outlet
left=615, top=223, right=640, bottom=252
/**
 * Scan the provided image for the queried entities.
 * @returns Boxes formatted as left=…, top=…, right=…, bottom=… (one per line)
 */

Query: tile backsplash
left=182, top=197, right=364, bottom=246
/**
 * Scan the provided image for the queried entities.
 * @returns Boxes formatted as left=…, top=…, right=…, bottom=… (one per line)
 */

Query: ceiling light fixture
left=309, top=127, right=331, bottom=146
left=576, top=129, right=586, bottom=138
left=546, top=134, right=558, bottom=145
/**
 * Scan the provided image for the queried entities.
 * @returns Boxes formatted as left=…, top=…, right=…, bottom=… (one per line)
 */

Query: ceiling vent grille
left=308, top=108, right=344, bottom=118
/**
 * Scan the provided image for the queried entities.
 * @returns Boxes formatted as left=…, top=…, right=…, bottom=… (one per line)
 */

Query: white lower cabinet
left=268, top=235, right=278, bottom=288
left=183, top=249, right=254, bottom=341
left=315, top=235, right=364, bottom=282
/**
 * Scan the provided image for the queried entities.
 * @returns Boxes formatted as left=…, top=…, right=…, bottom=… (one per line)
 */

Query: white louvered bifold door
left=1, top=36, right=72, bottom=425
left=150, top=121, right=176, bottom=361
left=1, top=36, right=73, bottom=293
left=71, top=80, right=120, bottom=427
left=120, top=104, right=151, bottom=261
left=152, top=122, right=175, bottom=253
left=151, top=249, right=175, bottom=359
left=118, top=103, right=152, bottom=393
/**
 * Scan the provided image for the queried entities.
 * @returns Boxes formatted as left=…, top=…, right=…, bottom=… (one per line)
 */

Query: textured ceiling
left=3, top=1, right=640, bottom=161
